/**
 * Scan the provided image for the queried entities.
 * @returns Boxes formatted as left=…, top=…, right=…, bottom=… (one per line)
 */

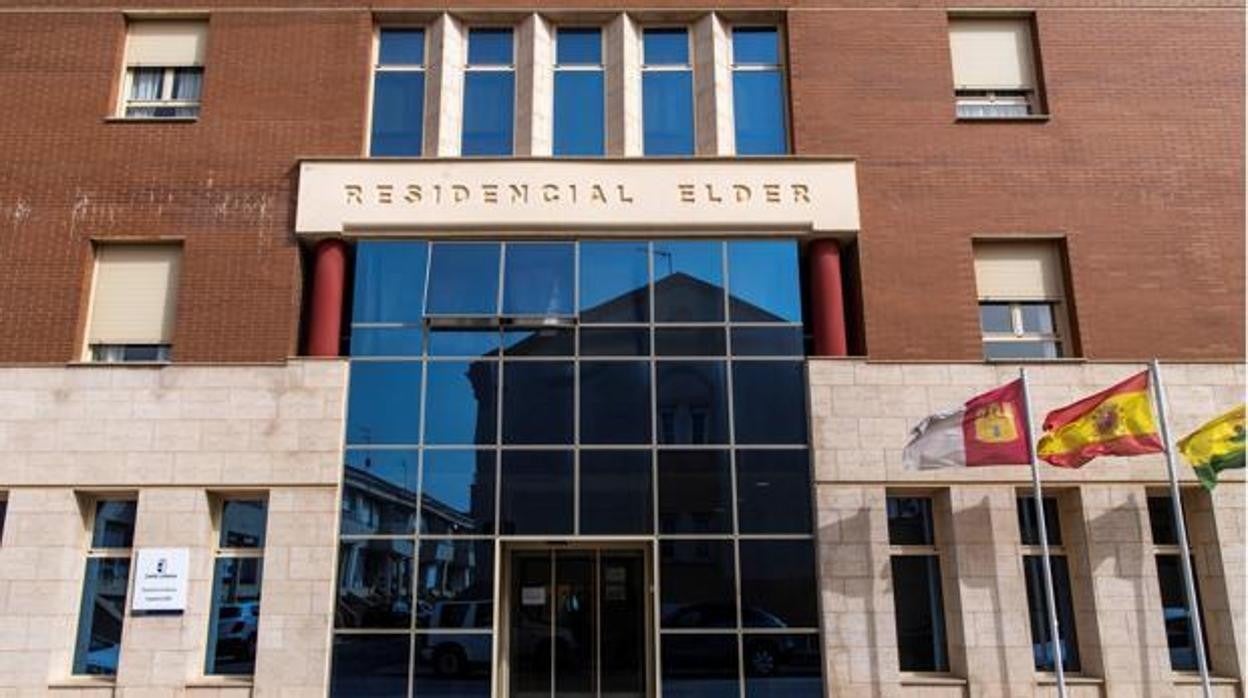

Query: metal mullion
left=658, top=627, right=739, bottom=635
left=550, top=551, right=557, bottom=698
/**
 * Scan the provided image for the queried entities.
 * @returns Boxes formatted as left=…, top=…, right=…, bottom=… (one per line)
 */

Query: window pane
left=1147, top=495, right=1181, bottom=545
left=417, top=539, right=494, bottom=629
left=429, top=329, right=500, bottom=357
left=887, top=496, right=935, bottom=546
left=656, top=361, right=729, bottom=445
left=91, top=500, right=136, bottom=548
left=420, top=450, right=496, bottom=535
left=740, top=540, right=818, bottom=628
left=1156, top=554, right=1209, bottom=671
left=72, top=558, right=130, bottom=675
left=500, top=450, right=573, bottom=534
left=733, top=71, right=787, bottom=155
left=172, top=67, right=202, bottom=101
left=350, top=328, right=423, bottom=357
left=643, top=71, right=694, bottom=156
left=129, top=67, right=163, bottom=100
left=219, top=499, right=267, bottom=548
left=557, top=27, right=602, bottom=64
left=658, top=450, right=732, bottom=534
left=744, top=633, right=822, bottom=698
left=331, top=634, right=411, bottom=697
left=1023, top=555, right=1081, bottom=672
left=643, top=28, right=689, bottom=64
left=502, top=243, right=575, bottom=315
left=733, top=361, right=808, bottom=445
left=579, top=241, right=650, bottom=322
left=341, top=450, right=418, bottom=535
left=463, top=71, right=514, bottom=155
left=370, top=71, right=425, bottom=156
left=353, top=241, right=428, bottom=323
left=983, top=340, right=1060, bottom=359
left=737, top=450, right=812, bottom=534
left=733, top=27, right=780, bottom=64
left=346, top=361, right=422, bottom=445
left=502, top=362, right=574, bottom=444
left=654, top=241, right=724, bottom=322
left=978, top=303, right=1013, bottom=333
left=1016, top=496, right=1062, bottom=546
left=891, top=555, right=949, bottom=672
left=206, top=557, right=263, bottom=675
left=503, top=328, right=574, bottom=356
left=336, top=539, right=414, bottom=629
left=468, top=27, right=513, bottom=64
left=580, top=361, right=651, bottom=444
left=660, top=540, right=736, bottom=628
left=655, top=328, right=726, bottom=356
left=731, top=327, right=804, bottom=356
left=580, top=328, right=650, bottom=356
left=1019, top=303, right=1056, bottom=333
left=426, top=243, right=501, bottom=315
left=554, top=71, right=605, bottom=156
left=379, top=28, right=425, bottom=64
left=580, top=451, right=653, bottom=534
left=414, top=633, right=493, bottom=696
left=727, top=241, right=800, bottom=322
left=424, top=361, right=497, bottom=445
left=661, top=634, right=740, bottom=698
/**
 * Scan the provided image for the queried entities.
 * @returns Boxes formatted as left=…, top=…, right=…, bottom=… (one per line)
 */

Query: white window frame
left=727, top=23, right=790, bottom=155
left=367, top=25, right=429, bottom=156
left=205, top=494, right=268, bottom=677
left=955, top=88, right=1034, bottom=118
left=552, top=24, right=608, bottom=156
left=979, top=300, right=1065, bottom=358
left=462, top=24, right=519, bottom=156
left=119, top=66, right=203, bottom=119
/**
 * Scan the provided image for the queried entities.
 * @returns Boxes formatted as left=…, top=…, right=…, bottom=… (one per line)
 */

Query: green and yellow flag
left=1177, top=404, right=1246, bottom=490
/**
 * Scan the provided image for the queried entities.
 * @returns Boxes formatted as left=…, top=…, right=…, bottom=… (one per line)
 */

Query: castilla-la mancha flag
left=903, top=380, right=1031, bottom=470
left=1037, top=370, right=1163, bottom=468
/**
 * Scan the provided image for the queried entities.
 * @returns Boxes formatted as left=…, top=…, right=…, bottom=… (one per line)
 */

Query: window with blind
left=86, top=244, right=181, bottom=362
left=120, top=20, right=207, bottom=119
left=973, top=240, right=1071, bottom=360
left=948, top=16, right=1043, bottom=118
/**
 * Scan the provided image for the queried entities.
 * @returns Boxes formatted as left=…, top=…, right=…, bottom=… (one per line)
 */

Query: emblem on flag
left=1036, top=371, right=1163, bottom=468
left=903, top=379, right=1031, bottom=470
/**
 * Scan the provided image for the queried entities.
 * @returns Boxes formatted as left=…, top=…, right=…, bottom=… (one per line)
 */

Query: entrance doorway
left=503, top=546, right=652, bottom=698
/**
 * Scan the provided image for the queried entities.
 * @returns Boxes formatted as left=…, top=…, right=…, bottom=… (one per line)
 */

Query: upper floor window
left=553, top=27, right=605, bottom=156
left=86, top=244, right=181, bottom=363
left=462, top=27, right=515, bottom=155
left=973, top=240, right=1070, bottom=360
left=731, top=27, right=788, bottom=154
left=370, top=28, right=426, bottom=156
left=642, top=27, right=694, bottom=156
left=948, top=16, right=1042, bottom=118
left=120, top=20, right=206, bottom=119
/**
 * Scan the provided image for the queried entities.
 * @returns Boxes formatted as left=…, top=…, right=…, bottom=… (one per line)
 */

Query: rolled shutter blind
left=974, top=241, right=1063, bottom=301
left=88, top=245, right=181, bottom=344
left=948, top=18, right=1035, bottom=90
left=126, top=21, right=207, bottom=66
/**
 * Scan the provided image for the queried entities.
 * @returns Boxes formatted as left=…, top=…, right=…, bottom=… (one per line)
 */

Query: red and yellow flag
left=1037, top=371, right=1163, bottom=468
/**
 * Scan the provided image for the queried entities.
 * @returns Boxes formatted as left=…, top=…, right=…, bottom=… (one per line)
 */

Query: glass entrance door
left=508, top=548, right=649, bottom=698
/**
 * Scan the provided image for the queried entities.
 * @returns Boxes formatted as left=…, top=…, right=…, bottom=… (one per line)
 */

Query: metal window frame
left=73, top=495, right=138, bottom=677
left=204, top=495, right=268, bottom=678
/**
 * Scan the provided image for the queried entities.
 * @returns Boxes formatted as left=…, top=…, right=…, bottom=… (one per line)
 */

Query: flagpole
left=1019, top=367, right=1067, bottom=697
left=1150, top=359, right=1214, bottom=698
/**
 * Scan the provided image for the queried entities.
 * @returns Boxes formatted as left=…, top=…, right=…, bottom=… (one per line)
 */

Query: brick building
left=0, top=0, right=1242, bottom=696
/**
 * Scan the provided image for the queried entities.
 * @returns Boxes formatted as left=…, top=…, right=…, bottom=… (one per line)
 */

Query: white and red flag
left=903, top=379, right=1032, bottom=470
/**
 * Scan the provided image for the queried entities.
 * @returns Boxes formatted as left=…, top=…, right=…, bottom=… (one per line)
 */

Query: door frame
left=495, top=539, right=657, bottom=698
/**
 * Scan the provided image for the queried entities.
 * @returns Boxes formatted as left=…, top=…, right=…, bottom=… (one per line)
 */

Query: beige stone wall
left=813, top=360, right=1245, bottom=698
left=0, top=361, right=346, bottom=697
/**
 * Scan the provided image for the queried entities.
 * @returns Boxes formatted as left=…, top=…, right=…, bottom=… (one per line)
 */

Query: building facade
left=0, top=2, right=1242, bottom=698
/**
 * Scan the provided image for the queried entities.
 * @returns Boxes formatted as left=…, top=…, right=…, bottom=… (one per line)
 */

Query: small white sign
left=521, top=586, right=546, bottom=606
left=132, top=548, right=189, bottom=612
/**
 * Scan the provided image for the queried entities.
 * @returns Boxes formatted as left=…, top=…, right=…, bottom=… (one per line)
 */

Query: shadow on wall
left=818, top=505, right=881, bottom=698
left=953, top=496, right=1011, bottom=694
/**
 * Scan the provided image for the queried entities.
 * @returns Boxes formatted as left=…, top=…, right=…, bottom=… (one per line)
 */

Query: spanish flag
left=1037, top=371, right=1163, bottom=468
left=1177, top=405, right=1245, bottom=490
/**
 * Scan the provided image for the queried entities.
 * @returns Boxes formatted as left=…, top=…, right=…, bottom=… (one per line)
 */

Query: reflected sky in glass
left=467, top=28, right=513, bottom=64
left=654, top=241, right=724, bottom=322
left=643, top=71, right=694, bottom=156
left=727, top=241, right=799, bottom=322
left=347, top=362, right=422, bottom=445
left=353, top=241, right=427, bottom=323
left=503, top=243, right=574, bottom=315
left=579, top=242, right=649, bottom=322
left=379, top=28, right=425, bottom=64
left=732, top=27, right=779, bottom=65
left=463, top=71, right=514, bottom=155
left=428, top=329, right=500, bottom=357
left=733, top=71, right=787, bottom=156
left=424, top=361, right=496, bottom=445
left=421, top=449, right=495, bottom=535
left=371, top=72, right=424, bottom=156
left=350, top=327, right=423, bottom=358
left=558, top=27, right=602, bottom=64
left=644, top=28, right=689, bottom=65
left=426, top=243, right=500, bottom=315
left=554, top=71, right=605, bottom=156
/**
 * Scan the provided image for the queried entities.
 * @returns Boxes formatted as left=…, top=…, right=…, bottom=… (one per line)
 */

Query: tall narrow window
left=731, top=26, right=787, bottom=155
left=371, top=28, right=426, bottom=156
left=73, top=499, right=137, bottom=676
left=1147, top=495, right=1210, bottom=671
left=206, top=497, right=268, bottom=675
left=462, top=28, right=515, bottom=155
left=948, top=16, right=1041, bottom=118
left=121, top=21, right=206, bottom=118
left=642, top=27, right=694, bottom=155
left=0, top=493, right=7, bottom=545
left=1016, top=496, right=1081, bottom=672
left=553, top=27, right=605, bottom=156
left=86, top=244, right=181, bottom=363
left=973, top=240, right=1070, bottom=360
left=887, top=496, right=950, bottom=672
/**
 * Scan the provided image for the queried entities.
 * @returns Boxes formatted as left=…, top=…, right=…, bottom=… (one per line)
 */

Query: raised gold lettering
left=733, top=184, right=751, bottom=203
left=345, top=184, right=363, bottom=204
left=678, top=184, right=696, bottom=203
left=452, top=185, right=470, bottom=203
left=705, top=183, right=723, bottom=203
left=542, top=184, right=560, bottom=203
left=510, top=184, right=529, bottom=204
left=792, top=183, right=811, bottom=203
left=764, top=184, right=780, bottom=203
left=404, top=184, right=422, bottom=203
left=617, top=184, right=634, bottom=203
left=590, top=184, right=607, bottom=204
left=482, top=184, right=499, bottom=204
left=376, top=184, right=394, bottom=204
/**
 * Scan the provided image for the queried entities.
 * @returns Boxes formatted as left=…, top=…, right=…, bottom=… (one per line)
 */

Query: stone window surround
left=366, top=10, right=787, bottom=157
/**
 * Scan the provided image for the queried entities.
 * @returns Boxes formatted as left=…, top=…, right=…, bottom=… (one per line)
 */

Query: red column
left=307, top=238, right=347, bottom=357
left=810, top=239, right=848, bottom=357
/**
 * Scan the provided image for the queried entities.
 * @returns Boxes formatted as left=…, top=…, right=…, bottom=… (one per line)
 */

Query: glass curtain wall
left=332, top=239, right=821, bottom=698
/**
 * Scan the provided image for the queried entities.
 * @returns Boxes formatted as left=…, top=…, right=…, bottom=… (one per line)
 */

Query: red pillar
left=809, top=239, right=849, bottom=357
left=307, top=238, right=347, bottom=357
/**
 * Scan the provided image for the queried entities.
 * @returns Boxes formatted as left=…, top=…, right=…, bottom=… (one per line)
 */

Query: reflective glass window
left=727, top=241, right=800, bottom=322
left=978, top=303, right=1013, bottom=333
left=732, top=27, right=786, bottom=156
left=1020, top=303, right=1057, bottom=333
left=413, top=634, right=493, bottom=696
left=1147, top=495, right=1182, bottom=545
left=580, top=328, right=650, bottom=356
left=371, top=71, right=425, bottom=156
left=659, top=540, right=736, bottom=628
left=656, top=361, right=729, bottom=445
left=645, top=28, right=690, bottom=63
left=341, top=450, right=419, bottom=535
left=653, top=241, right=724, bottom=322
left=351, top=327, right=424, bottom=357
left=580, top=451, right=653, bottom=534
left=554, top=27, right=605, bottom=156
left=463, top=29, right=514, bottom=156
left=661, top=634, right=740, bottom=698
left=733, top=26, right=780, bottom=64
left=732, top=361, right=807, bottom=445
left=658, top=450, right=733, bottom=534
left=731, top=326, right=804, bottom=356
left=379, top=28, right=425, bottom=64
left=655, top=327, right=726, bottom=356
left=346, top=361, right=422, bottom=445
left=887, top=496, right=936, bottom=545
left=736, top=450, right=812, bottom=534
left=331, top=634, right=411, bottom=697
left=335, top=539, right=414, bottom=629
left=72, top=558, right=130, bottom=675
left=1023, top=555, right=1081, bottom=672
left=1156, top=554, right=1209, bottom=671
left=219, top=499, right=267, bottom=548
left=429, top=329, right=501, bottom=357
left=642, top=27, right=694, bottom=156
left=580, top=361, right=651, bottom=444
left=502, top=362, right=574, bottom=444
left=420, top=450, right=495, bottom=535
left=891, top=555, right=949, bottom=672
left=579, top=241, right=651, bottom=322
left=426, top=243, right=501, bottom=315
left=352, top=241, right=427, bottom=323
left=503, top=328, right=574, bottom=356
left=744, top=633, right=823, bottom=698
left=417, top=539, right=494, bottom=629
left=739, top=540, right=818, bottom=628
left=983, top=341, right=1060, bottom=360
left=91, top=500, right=136, bottom=548
left=500, top=450, right=574, bottom=534
left=503, top=243, right=575, bottom=316
left=1017, top=496, right=1062, bottom=546
left=468, top=27, right=513, bottom=63
left=424, top=361, right=497, bottom=445
left=206, top=557, right=263, bottom=675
